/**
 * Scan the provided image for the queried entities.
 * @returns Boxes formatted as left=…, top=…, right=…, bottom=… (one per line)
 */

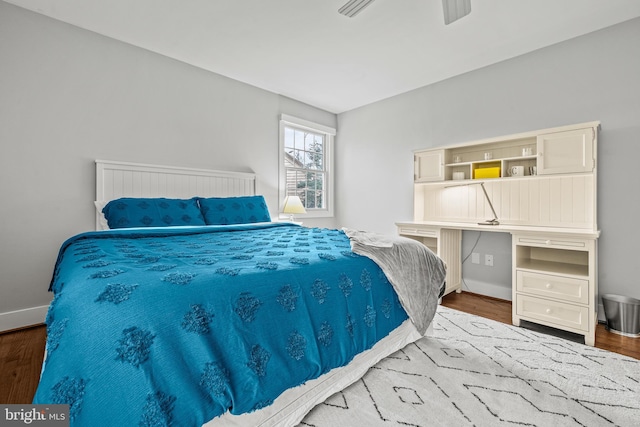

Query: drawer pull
left=545, top=283, right=552, bottom=289
left=545, top=308, right=552, bottom=314
left=545, top=240, right=551, bottom=245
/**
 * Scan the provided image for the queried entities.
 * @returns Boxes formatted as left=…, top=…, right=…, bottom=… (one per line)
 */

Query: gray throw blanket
left=343, top=228, right=447, bottom=334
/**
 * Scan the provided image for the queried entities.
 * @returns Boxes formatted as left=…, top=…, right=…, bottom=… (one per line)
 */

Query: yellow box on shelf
left=473, top=166, right=501, bottom=179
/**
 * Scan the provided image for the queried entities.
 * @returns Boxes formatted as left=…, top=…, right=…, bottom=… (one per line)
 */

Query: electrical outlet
left=485, top=254, right=494, bottom=267
left=471, top=252, right=480, bottom=264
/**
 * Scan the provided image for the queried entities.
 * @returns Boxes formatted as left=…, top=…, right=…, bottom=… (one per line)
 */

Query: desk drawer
left=514, top=235, right=587, bottom=250
left=516, top=295, right=588, bottom=332
left=398, top=227, right=437, bottom=238
left=516, top=271, right=589, bottom=305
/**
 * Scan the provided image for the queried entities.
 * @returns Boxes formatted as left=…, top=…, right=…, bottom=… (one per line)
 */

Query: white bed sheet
left=204, top=318, right=427, bottom=427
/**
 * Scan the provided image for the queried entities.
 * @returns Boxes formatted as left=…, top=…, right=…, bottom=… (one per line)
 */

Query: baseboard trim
left=0, top=305, right=48, bottom=333
left=457, top=290, right=510, bottom=303
left=460, top=279, right=512, bottom=301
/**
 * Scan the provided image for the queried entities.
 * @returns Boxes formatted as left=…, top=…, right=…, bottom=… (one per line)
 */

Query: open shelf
left=516, top=246, right=589, bottom=277
left=516, top=259, right=588, bottom=277
left=445, top=155, right=538, bottom=180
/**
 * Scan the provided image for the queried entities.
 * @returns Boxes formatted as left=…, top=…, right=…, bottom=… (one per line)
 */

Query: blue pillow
left=102, top=198, right=205, bottom=229
left=198, top=196, right=271, bottom=225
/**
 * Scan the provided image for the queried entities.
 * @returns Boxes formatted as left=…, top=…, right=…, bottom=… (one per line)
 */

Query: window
left=279, top=115, right=335, bottom=218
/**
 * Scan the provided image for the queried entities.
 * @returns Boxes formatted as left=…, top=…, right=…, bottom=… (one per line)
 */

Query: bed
left=32, top=160, right=447, bottom=427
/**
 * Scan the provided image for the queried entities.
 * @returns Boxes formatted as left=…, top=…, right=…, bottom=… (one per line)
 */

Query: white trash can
left=602, top=294, right=640, bottom=337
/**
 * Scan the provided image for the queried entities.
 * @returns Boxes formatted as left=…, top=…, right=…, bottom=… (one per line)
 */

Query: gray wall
left=0, top=2, right=336, bottom=330
left=337, top=18, right=640, bottom=310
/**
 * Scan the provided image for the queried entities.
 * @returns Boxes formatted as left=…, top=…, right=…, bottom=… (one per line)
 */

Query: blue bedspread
left=34, top=223, right=410, bottom=426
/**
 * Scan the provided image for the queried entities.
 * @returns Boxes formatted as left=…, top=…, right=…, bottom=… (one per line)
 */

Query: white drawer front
left=516, top=271, right=589, bottom=305
left=398, top=227, right=437, bottom=238
left=516, top=295, right=589, bottom=331
left=515, top=236, right=587, bottom=250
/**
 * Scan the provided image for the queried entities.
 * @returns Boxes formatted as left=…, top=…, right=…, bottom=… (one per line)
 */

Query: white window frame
left=279, top=114, right=335, bottom=219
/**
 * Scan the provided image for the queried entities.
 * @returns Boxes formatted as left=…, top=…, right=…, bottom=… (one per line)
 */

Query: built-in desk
left=405, top=121, right=601, bottom=346
left=397, top=221, right=600, bottom=346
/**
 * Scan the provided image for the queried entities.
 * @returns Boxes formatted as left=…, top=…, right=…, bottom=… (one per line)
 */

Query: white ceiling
left=6, top=0, right=640, bottom=113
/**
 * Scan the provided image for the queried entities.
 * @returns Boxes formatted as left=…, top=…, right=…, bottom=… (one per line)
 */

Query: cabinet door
left=537, top=128, right=594, bottom=175
left=414, top=150, right=444, bottom=182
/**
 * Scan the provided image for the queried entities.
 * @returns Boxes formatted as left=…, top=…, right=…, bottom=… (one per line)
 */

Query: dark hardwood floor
left=0, top=324, right=46, bottom=404
left=1, top=291, right=638, bottom=404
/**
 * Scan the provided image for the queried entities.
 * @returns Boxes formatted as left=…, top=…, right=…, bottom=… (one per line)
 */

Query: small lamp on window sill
left=282, top=195, right=306, bottom=222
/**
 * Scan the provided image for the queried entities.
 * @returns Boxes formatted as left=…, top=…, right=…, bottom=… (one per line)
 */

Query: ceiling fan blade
left=338, top=0, right=377, bottom=18
left=442, top=0, right=471, bottom=25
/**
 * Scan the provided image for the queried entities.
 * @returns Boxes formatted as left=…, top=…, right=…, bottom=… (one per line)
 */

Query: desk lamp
left=445, top=181, right=499, bottom=226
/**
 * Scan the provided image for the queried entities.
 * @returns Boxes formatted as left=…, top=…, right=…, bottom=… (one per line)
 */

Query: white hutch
left=397, top=121, right=600, bottom=346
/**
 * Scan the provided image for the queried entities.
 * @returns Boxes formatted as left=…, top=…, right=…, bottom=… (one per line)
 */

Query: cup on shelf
left=509, top=166, right=525, bottom=176
left=522, top=147, right=533, bottom=156
left=452, top=172, right=465, bottom=180
left=484, top=152, right=492, bottom=160
left=453, top=155, right=462, bottom=163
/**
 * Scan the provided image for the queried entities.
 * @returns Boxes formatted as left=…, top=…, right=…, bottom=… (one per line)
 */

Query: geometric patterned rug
left=299, top=306, right=640, bottom=427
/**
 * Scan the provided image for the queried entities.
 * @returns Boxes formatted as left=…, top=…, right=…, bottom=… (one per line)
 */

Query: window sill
left=277, top=211, right=333, bottom=220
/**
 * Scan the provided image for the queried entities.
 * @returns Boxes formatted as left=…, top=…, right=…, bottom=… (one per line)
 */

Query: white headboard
left=95, top=160, right=257, bottom=229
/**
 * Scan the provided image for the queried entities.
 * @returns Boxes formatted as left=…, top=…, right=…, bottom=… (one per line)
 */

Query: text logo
left=1, top=405, right=68, bottom=426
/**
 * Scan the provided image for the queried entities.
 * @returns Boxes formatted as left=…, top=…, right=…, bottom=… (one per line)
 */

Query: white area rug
left=299, top=306, right=640, bottom=427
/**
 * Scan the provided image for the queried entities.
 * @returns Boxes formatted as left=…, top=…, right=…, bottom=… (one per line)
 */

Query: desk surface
left=396, top=220, right=600, bottom=239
